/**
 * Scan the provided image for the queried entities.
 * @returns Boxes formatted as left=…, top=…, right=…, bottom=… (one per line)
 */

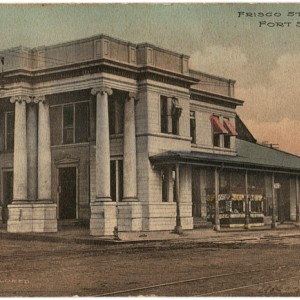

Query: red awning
left=210, top=116, right=228, bottom=134
left=224, top=119, right=238, bottom=136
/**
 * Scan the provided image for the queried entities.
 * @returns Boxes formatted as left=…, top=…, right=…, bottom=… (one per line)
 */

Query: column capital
left=10, top=95, right=32, bottom=104
left=128, top=92, right=138, bottom=102
left=33, top=95, right=47, bottom=104
left=91, top=87, right=113, bottom=96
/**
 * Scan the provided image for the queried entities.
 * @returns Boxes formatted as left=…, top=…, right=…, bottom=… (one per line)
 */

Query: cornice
left=190, top=88, right=244, bottom=109
left=1, top=59, right=199, bottom=91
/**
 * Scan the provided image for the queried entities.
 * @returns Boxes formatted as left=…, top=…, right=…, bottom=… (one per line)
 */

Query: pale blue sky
left=0, top=4, right=299, bottom=154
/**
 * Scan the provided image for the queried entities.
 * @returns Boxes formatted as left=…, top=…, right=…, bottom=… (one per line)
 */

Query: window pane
left=190, top=117, right=196, bottom=144
left=160, top=96, right=168, bottom=133
left=63, top=105, right=74, bottom=144
left=109, top=99, right=116, bottom=134
left=162, top=169, right=168, bottom=202
left=213, top=134, right=220, bottom=147
left=75, top=102, right=89, bottom=143
left=224, top=135, right=230, bottom=148
left=50, top=106, right=62, bottom=145
left=63, top=105, right=73, bottom=127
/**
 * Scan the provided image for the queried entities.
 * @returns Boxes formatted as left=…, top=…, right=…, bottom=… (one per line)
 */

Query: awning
left=224, top=119, right=238, bottom=136
left=210, top=115, right=228, bottom=134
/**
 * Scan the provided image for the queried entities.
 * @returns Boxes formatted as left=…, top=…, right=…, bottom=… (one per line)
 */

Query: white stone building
left=0, top=34, right=299, bottom=235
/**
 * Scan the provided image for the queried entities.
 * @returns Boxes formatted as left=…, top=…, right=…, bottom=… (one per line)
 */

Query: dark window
left=232, top=201, right=244, bottom=213
left=171, top=98, right=181, bottom=135
left=190, top=111, right=196, bottom=144
left=224, top=134, right=231, bottom=148
left=50, top=106, right=62, bottom=145
left=161, top=169, right=168, bottom=202
left=63, top=105, right=74, bottom=144
left=251, top=200, right=262, bottom=213
left=109, top=98, right=124, bottom=134
left=5, top=112, right=14, bottom=151
left=75, top=102, right=89, bottom=143
left=223, top=118, right=231, bottom=148
left=212, top=115, right=221, bottom=147
left=110, top=160, right=123, bottom=202
left=213, top=133, right=220, bottom=147
left=172, top=113, right=179, bottom=135
left=160, top=96, right=168, bottom=133
left=161, top=96, right=181, bottom=135
left=51, top=102, right=89, bottom=145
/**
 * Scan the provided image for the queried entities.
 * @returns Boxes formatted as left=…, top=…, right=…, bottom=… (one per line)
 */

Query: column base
left=174, top=225, right=183, bottom=235
left=214, top=224, right=221, bottom=231
left=122, top=197, right=139, bottom=202
left=95, top=196, right=112, bottom=202
left=7, top=203, right=57, bottom=233
left=90, top=202, right=117, bottom=236
left=117, top=201, right=142, bottom=231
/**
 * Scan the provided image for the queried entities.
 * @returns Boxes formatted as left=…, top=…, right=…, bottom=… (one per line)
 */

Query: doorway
left=58, top=167, right=77, bottom=220
left=2, top=170, right=13, bottom=223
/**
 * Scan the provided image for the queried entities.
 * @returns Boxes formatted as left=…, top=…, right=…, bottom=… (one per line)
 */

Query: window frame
left=50, top=100, right=90, bottom=146
left=190, top=111, right=196, bottom=144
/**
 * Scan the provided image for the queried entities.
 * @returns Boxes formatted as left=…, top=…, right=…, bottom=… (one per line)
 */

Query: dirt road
left=0, top=237, right=300, bottom=296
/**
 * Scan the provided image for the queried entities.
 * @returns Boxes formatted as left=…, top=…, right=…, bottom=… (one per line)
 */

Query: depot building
left=0, top=34, right=299, bottom=235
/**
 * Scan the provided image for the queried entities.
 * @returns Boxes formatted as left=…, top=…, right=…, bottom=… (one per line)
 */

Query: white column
left=123, top=93, right=138, bottom=201
left=27, top=103, right=38, bottom=201
left=35, top=96, right=52, bottom=201
left=91, top=87, right=113, bottom=202
left=10, top=95, right=31, bottom=202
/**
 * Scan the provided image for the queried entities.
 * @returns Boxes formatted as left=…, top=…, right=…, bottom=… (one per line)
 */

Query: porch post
left=244, top=170, right=250, bottom=229
left=271, top=172, right=277, bottom=229
left=174, top=163, right=182, bottom=234
left=296, top=175, right=300, bottom=225
left=214, top=167, right=220, bottom=231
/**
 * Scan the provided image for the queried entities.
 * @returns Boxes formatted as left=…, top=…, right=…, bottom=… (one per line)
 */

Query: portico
left=7, top=95, right=57, bottom=233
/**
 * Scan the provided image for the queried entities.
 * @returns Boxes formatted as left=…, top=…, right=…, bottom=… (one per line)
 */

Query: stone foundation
left=7, top=203, right=57, bottom=233
left=117, top=202, right=143, bottom=231
left=90, top=202, right=117, bottom=236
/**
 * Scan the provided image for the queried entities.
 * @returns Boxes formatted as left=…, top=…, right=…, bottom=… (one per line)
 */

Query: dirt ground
left=0, top=237, right=300, bottom=296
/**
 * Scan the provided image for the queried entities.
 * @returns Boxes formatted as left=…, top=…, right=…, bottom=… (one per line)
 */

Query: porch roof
left=149, top=139, right=300, bottom=174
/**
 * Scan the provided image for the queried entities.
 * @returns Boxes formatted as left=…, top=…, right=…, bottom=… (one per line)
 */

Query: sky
left=0, top=3, right=299, bottom=156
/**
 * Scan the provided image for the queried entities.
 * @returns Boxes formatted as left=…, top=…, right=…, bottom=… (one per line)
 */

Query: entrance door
left=2, top=171, right=13, bottom=223
left=58, top=167, right=77, bottom=220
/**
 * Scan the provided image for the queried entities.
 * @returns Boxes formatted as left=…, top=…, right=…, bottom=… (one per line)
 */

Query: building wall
left=1, top=34, right=298, bottom=233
